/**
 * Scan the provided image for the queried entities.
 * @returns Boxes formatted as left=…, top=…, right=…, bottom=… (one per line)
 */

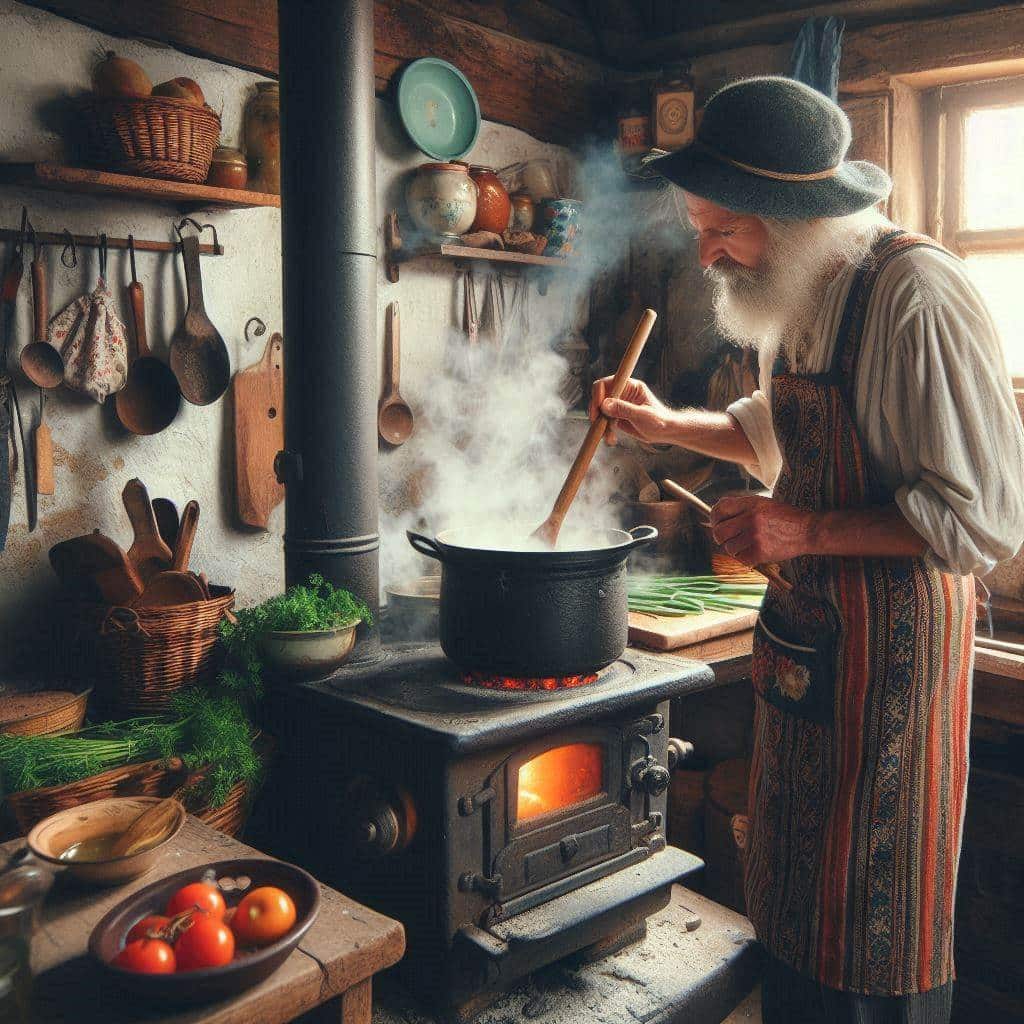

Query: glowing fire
left=517, top=742, right=604, bottom=821
left=461, top=671, right=598, bottom=691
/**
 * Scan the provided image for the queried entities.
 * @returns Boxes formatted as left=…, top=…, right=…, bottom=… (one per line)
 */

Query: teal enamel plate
left=397, top=58, right=481, bottom=161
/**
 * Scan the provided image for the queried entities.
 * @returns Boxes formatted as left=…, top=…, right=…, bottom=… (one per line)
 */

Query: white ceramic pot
left=406, top=161, right=477, bottom=239
left=258, top=621, right=358, bottom=679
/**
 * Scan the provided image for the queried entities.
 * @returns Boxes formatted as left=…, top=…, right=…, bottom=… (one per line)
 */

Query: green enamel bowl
left=397, top=58, right=481, bottom=161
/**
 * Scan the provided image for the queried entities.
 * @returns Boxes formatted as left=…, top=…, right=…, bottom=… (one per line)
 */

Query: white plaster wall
left=0, top=0, right=577, bottom=674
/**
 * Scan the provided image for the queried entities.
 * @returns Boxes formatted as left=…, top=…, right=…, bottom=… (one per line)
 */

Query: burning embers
left=461, top=671, right=599, bottom=691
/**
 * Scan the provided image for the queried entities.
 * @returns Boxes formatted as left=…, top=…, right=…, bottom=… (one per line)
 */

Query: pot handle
left=625, top=525, right=659, bottom=550
left=407, top=530, right=444, bottom=561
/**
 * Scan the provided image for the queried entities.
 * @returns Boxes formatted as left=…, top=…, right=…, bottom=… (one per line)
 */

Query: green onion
left=628, top=573, right=767, bottom=618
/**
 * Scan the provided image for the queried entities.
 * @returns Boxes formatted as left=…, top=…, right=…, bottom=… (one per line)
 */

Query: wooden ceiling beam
left=19, top=0, right=607, bottom=144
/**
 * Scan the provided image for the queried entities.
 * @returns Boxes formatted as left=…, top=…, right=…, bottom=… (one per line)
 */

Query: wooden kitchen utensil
left=19, top=244, right=64, bottom=390
left=533, top=308, right=658, bottom=547
left=628, top=606, right=760, bottom=652
left=49, top=531, right=144, bottom=605
left=378, top=301, right=414, bottom=446
left=152, top=498, right=179, bottom=550
left=660, top=478, right=793, bottom=593
left=169, top=232, right=230, bottom=406
left=233, top=330, right=284, bottom=529
left=122, top=478, right=173, bottom=581
left=109, top=797, right=185, bottom=859
left=135, top=500, right=205, bottom=607
left=115, top=235, right=181, bottom=435
left=34, top=391, right=54, bottom=495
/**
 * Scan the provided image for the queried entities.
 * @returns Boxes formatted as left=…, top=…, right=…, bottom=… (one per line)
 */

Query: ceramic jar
left=509, top=191, right=535, bottom=233
left=406, top=162, right=477, bottom=239
left=538, top=198, right=583, bottom=257
left=467, top=166, right=510, bottom=234
left=244, top=82, right=280, bottom=194
left=207, top=146, right=248, bottom=190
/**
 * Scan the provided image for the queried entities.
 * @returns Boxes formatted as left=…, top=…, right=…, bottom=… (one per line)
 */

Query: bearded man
left=592, top=77, right=1024, bottom=1024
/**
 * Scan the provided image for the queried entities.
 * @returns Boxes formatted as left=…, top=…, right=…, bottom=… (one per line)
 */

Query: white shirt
left=726, top=245, right=1024, bottom=576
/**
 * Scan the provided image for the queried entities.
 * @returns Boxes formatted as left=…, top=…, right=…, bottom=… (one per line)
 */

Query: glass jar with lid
left=244, top=82, right=280, bottom=195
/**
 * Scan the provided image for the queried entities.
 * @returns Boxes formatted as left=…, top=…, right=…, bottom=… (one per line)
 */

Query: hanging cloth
left=790, top=16, right=845, bottom=102
left=47, top=235, right=128, bottom=403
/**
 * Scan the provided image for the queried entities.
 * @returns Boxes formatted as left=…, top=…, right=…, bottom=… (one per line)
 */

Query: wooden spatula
left=532, top=309, right=658, bottom=547
left=122, top=479, right=173, bottom=581
left=135, top=500, right=205, bottom=607
left=109, top=798, right=183, bottom=859
left=49, top=531, right=144, bottom=605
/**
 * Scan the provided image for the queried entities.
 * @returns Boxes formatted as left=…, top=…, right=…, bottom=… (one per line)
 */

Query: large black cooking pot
left=406, top=525, right=657, bottom=676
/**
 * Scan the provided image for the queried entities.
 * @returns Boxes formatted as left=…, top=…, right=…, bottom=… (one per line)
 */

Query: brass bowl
left=258, top=621, right=359, bottom=679
left=27, top=797, right=185, bottom=887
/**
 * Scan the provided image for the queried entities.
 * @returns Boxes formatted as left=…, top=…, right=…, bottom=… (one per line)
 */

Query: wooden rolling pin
left=661, top=478, right=793, bottom=593
left=533, top=308, right=658, bottom=547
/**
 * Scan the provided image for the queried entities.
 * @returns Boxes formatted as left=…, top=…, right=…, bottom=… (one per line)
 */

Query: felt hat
left=648, top=76, right=891, bottom=220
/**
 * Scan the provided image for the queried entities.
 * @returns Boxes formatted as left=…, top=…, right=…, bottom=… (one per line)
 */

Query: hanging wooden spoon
left=34, top=391, right=53, bottom=496
left=108, top=798, right=184, bottom=859
left=19, top=243, right=64, bottom=390
left=378, top=301, right=414, bottom=446
left=532, top=308, right=658, bottom=547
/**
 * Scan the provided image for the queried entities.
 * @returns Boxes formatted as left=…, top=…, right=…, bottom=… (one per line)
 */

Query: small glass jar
left=207, top=147, right=248, bottom=190
left=245, top=82, right=280, bottom=195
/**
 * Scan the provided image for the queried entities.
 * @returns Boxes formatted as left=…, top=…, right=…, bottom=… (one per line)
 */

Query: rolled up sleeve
left=726, top=389, right=783, bottom=488
left=883, top=301, right=1024, bottom=576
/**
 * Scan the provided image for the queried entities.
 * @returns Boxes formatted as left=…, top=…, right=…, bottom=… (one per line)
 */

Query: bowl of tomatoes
left=88, top=858, right=320, bottom=1003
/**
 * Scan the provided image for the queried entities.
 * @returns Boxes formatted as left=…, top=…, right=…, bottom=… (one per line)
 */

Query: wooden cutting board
left=628, top=606, right=759, bottom=652
left=233, top=332, right=284, bottom=529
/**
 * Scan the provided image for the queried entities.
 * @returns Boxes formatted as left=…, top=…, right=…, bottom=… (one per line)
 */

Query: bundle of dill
left=0, top=689, right=261, bottom=807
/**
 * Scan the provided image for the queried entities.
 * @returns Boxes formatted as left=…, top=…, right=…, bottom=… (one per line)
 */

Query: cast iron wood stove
left=264, top=642, right=710, bottom=1020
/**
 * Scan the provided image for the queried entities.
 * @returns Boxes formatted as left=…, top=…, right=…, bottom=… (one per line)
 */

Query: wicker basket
left=4, top=751, right=259, bottom=839
left=74, top=587, right=235, bottom=717
left=78, top=95, right=221, bottom=183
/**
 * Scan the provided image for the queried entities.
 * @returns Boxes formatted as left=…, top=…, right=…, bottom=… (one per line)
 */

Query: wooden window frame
left=932, top=76, right=1024, bottom=386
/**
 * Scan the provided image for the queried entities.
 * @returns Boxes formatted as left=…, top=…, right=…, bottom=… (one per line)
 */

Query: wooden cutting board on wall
left=628, top=607, right=759, bottom=652
left=233, top=332, right=284, bottom=529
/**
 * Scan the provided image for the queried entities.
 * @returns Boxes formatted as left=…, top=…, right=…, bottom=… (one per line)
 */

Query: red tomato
left=126, top=914, right=171, bottom=944
left=231, top=886, right=297, bottom=948
left=174, top=914, right=235, bottom=971
left=165, top=881, right=226, bottom=920
left=113, top=938, right=176, bottom=974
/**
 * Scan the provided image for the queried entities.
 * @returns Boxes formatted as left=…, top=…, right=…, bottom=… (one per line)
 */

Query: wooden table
left=11, top=817, right=404, bottom=1024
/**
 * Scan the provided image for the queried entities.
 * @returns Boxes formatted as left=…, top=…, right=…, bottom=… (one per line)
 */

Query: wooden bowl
left=89, top=858, right=321, bottom=1004
left=258, top=621, right=359, bottom=679
left=0, top=679, right=92, bottom=736
left=27, top=797, right=185, bottom=887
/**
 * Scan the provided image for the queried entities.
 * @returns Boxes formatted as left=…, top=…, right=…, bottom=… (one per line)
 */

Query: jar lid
left=212, top=146, right=247, bottom=166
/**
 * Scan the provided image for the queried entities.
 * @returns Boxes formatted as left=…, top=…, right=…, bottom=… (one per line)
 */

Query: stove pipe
left=278, top=0, right=380, bottom=649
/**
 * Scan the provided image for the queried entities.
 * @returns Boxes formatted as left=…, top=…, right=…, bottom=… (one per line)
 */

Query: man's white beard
left=707, top=209, right=888, bottom=366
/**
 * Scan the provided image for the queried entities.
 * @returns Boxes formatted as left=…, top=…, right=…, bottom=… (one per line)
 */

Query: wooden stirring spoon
left=122, top=478, right=173, bottom=581
left=532, top=308, right=658, bottom=547
left=109, top=798, right=184, bottom=859
left=135, top=500, right=205, bottom=607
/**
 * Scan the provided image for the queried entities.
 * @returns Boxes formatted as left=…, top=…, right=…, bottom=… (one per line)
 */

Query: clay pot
left=406, top=161, right=477, bottom=239
left=468, top=166, right=510, bottom=234
left=509, top=191, right=535, bottom=233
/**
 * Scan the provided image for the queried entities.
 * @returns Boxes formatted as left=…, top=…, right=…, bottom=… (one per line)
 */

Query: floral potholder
left=48, top=278, right=128, bottom=403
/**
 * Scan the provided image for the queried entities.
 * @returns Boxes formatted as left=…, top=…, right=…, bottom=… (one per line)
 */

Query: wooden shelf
left=384, top=210, right=572, bottom=289
left=0, top=162, right=280, bottom=210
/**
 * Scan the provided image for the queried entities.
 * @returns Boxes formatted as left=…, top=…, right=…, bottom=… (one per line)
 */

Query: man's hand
left=590, top=377, right=674, bottom=446
left=710, top=495, right=817, bottom=565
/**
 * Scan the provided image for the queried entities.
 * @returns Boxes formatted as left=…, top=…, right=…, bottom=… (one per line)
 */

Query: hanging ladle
left=19, top=232, right=64, bottom=389
left=378, top=300, right=414, bottom=445
left=115, top=235, right=182, bottom=435
left=532, top=308, right=658, bottom=547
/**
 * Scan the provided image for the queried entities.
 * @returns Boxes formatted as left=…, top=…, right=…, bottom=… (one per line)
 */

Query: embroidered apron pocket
left=752, top=607, right=836, bottom=726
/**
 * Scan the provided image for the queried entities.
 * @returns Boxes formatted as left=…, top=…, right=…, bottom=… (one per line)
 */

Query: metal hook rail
left=0, top=227, right=223, bottom=257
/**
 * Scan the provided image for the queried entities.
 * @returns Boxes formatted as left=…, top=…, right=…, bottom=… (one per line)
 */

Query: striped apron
left=744, top=231, right=975, bottom=996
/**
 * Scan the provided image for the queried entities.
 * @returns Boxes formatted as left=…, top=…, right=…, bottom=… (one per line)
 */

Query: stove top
left=290, top=642, right=713, bottom=753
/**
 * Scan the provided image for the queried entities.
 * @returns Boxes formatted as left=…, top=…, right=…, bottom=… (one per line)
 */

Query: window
left=936, top=79, right=1024, bottom=378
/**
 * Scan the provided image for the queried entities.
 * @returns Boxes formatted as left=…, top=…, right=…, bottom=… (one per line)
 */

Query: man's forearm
left=807, top=504, right=928, bottom=559
left=664, top=409, right=758, bottom=465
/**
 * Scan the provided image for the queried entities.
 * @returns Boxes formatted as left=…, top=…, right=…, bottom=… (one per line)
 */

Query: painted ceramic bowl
left=258, top=621, right=359, bottom=679
left=537, top=198, right=582, bottom=258
left=396, top=58, right=480, bottom=161
left=406, top=161, right=477, bottom=239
